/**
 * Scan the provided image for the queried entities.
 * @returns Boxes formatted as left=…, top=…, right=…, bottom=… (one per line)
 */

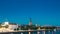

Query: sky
left=0, top=0, right=60, bottom=26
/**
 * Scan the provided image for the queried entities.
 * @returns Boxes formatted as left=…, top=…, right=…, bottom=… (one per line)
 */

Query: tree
left=5, top=25, right=9, bottom=28
left=0, top=24, right=2, bottom=28
left=14, top=28, right=19, bottom=31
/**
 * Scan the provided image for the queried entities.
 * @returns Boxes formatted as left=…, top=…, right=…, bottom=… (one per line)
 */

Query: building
left=9, top=23, right=18, bottom=30
left=1, top=21, right=18, bottom=30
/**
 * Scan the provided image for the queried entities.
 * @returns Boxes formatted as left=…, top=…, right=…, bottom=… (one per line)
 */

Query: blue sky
left=0, top=0, right=60, bottom=26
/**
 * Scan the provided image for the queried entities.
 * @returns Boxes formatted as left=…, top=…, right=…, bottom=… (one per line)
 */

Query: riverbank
left=0, top=30, right=60, bottom=34
left=0, top=28, right=14, bottom=32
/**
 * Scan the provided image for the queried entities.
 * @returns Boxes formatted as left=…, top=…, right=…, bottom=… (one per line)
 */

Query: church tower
left=29, top=18, right=32, bottom=26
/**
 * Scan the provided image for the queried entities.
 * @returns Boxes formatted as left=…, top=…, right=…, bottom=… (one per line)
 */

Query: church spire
left=29, top=18, right=32, bottom=26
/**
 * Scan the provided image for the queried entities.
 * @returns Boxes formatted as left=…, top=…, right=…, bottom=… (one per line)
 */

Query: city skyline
left=0, top=0, right=60, bottom=26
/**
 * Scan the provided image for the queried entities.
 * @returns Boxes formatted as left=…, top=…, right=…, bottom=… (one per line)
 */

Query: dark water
left=0, top=30, right=60, bottom=34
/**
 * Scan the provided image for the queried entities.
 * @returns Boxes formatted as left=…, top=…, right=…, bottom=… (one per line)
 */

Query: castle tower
left=29, top=18, right=32, bottom=26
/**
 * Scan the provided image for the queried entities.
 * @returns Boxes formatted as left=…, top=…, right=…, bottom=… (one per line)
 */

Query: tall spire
left=29, top=18, right=32, bottom=26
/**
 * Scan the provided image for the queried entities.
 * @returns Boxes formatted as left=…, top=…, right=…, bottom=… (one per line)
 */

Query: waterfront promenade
left=0, top=29, right=58, bottom=34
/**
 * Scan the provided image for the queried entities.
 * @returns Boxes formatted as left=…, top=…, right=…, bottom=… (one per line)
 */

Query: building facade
left=1, top=21, right=18, bottom=30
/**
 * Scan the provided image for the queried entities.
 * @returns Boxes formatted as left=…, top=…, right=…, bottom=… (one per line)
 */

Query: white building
left=9, top=23, right=18, bottom=30
left=1, top=21, right=18, bottom=30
